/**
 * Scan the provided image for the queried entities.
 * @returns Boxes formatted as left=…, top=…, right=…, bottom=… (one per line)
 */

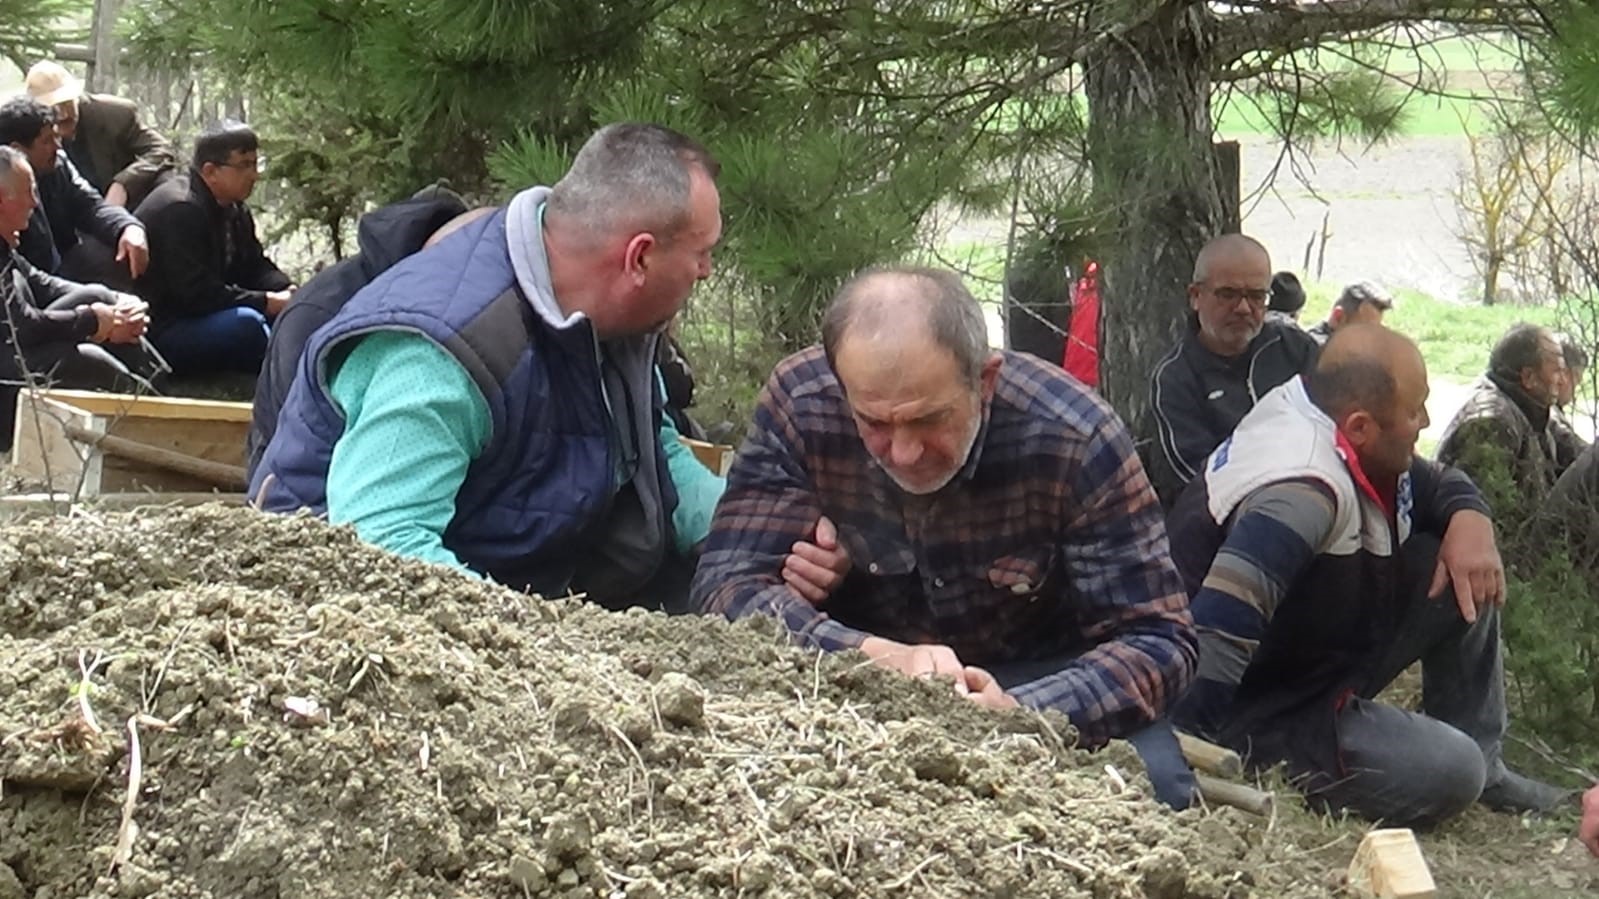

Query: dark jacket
left=2, top=243, right=98, bottom=359
left=246, top=192, right=468, bottom=477
left=1150, top=320, right=1319, bottom=498
left=1166, top=378, right=1489, bottom=773
left=17, top=151, right=140, bottom=275
left=1435, top=373, right=1562, bottom=504
left=133, top=169, right=290, bottom=327
left=65, top=93, right=177, bottom=210
left=1538, top=443, right=1599, bottom=573
left=250, top=207, right=679, bottom=598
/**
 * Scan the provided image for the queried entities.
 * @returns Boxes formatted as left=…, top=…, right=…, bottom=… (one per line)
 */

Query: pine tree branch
left=1212, top=0, right=1537, bottom=69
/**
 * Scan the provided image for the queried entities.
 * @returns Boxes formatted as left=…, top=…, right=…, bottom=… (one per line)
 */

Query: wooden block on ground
left=1347, top=828, right=1437, bottom=898
left=9, top=389, right=252, bottom=497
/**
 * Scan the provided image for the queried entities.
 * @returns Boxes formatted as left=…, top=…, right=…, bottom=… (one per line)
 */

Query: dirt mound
left=0, top=505, right=1336, bottom=898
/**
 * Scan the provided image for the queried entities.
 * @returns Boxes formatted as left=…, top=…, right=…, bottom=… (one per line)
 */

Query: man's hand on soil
left=783, top=515, right=850, bottom=603
left=962, top=666, right=1019, bottom=710
left=1430, top=509, right=1505, bottom=623
left=860, top=637, right=968, bottom=693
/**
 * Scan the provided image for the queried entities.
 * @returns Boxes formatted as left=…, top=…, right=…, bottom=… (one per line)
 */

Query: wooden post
left=1214, top=140, right=1242, bottom=235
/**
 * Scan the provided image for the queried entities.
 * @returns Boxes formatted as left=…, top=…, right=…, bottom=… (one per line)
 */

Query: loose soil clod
left=2, top=505, right=1350, bottom=897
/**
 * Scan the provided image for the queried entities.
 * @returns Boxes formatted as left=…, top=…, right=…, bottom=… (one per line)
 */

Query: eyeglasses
left=217, top=157, right=265, bottom=173
left=1207, top=286, right=1270, bottom=307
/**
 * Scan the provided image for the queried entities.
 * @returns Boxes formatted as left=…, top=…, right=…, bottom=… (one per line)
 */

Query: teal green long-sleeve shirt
left=324, top=330, right=725, bottom=576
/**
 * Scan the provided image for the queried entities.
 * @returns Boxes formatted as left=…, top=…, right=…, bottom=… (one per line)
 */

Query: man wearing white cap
left=25, top=60, right=176, bottom=210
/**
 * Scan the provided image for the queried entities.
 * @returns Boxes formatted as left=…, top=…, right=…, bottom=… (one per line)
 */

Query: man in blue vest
left=251, top=123, right=841, bottom=610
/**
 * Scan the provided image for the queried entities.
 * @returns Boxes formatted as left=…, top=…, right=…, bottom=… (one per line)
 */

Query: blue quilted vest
left=250, top=208, right=676, bottom=594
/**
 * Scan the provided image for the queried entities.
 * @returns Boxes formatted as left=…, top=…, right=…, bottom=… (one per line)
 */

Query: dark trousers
left=59, top=236, right=136, bottom=294
left=1244, top=535, right=1506, bottom=825
left=150, top=306, right=271, bottom=376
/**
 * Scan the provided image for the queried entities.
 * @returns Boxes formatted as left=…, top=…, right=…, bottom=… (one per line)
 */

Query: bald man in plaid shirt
left=692, top=266, right=1196, bottom=749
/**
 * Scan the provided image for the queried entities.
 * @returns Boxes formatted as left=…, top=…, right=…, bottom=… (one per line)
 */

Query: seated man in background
left=0, top=97, right=148, bottom=288
left=134, top=121, right=294, bottom=377
left=1265, top=270, right=1305, bottom=326
left=693, top=266, right=1197, bottom=750
left=1436, top=323, right=1570, bottom=505
left=246, top=185, right=473, bottom=475
left=1151, top=234, right=1318, bottom=500
left=0, top=147, right=152, bottom=452
left=252, top=123, right=842, bottom=611
left=1551, top=333, right=1590, bottom=472
left=1167, top=324, right=1565, bottom=825
left=1536, top=441, right=1599, bottom=577
left=25, top=60, right=177, bottom=210
left=1307, top=280, right=1394, bottom=344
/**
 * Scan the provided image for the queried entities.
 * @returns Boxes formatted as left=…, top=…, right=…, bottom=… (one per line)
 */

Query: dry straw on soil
left=1, top=506, right=1338, bottom=898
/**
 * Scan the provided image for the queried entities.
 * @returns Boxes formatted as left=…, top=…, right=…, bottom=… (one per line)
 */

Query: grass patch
left=1215, top=90, right=1491, bottom=139
left=1300, top=281, right=1557, bottom=382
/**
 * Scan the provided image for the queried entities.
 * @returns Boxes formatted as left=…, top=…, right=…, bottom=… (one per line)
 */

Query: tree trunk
left=1084, top=5, right=1225, bottom=450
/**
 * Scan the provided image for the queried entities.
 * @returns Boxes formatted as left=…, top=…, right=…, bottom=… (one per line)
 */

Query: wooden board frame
left=9, top=389, right=252, bottom=497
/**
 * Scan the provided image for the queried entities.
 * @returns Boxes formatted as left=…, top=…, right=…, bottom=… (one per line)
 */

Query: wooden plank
left=1347, top=828, right=1437, bottom=898
left=36, top=389, right=253, bottom=423
left=62, top=424, right=248, bottom=490
left=10, top=393, right=101, bottom=496
left=9, top=390, right=252, bottom=497
left=1177, top=731, right=1243, bottom=778
left=679, top=437, right=735, bottom=477
left=1194, top=773, right=1274, bottom=817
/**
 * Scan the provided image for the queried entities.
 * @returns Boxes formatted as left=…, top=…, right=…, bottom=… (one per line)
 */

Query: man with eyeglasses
left=132, top=120, right=293, bottom=376
left=0, top=97, right=149, bottom=288
left=1150, top=234, right=1319, bottom=502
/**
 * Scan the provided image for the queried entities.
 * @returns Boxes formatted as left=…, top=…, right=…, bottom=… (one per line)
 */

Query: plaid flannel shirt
left=691, top=347, right=1197, bottom=746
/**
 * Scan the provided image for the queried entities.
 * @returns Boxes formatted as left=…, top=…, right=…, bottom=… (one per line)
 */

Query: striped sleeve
left=1007, top=416, right=1199, bottom=747
left=1171, top=479, right=1336, bottom=738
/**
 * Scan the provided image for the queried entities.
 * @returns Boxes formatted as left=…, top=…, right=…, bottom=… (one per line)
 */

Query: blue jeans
left=151, top=306, right=270, bottom=376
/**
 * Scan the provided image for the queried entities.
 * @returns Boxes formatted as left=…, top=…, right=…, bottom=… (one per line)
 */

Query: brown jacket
left=64, top=94, right=177, bottom=209
left=1436, top=373, right=1562, bottom=504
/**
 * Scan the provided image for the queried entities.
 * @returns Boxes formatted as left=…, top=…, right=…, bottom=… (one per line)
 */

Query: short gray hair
left=821, top=266, right=990, bottom=387
left=547, top=123, right=718, bottom=241
left=1192, top=233, right=1270, bottom=283
left=1335, top=281, right=1394, bottom=315
left=0, top=145, right=27, bottom=197
left=1490, top=322, right=1555, bottom=380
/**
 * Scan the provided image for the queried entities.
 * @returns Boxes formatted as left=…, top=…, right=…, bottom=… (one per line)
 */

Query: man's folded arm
left=690, top=375, right=871, bottom=652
